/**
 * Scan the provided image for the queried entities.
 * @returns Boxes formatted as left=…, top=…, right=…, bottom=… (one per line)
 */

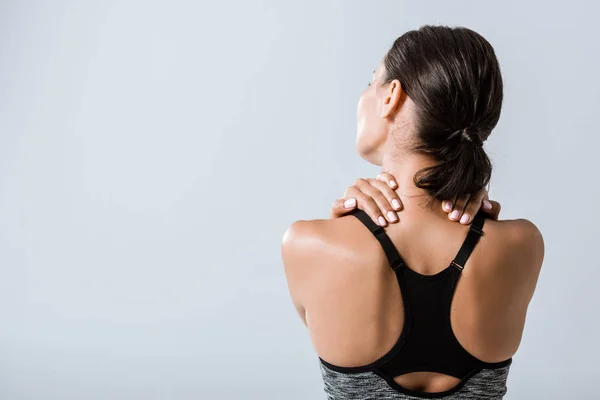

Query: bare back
left=282, top=207, right=544, bottom=394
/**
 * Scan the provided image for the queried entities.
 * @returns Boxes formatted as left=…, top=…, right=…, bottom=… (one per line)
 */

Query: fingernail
left=483, top=200, right=492, bottom=210
left=378, top=216, right=387, bottom=226
left=389, top=180, right=397, bottom=188
left=344, top=198, right=357, bottom=209
left=450, top=210, right=460, bottom=220
left=443, top=201, right=452, bottom=211
left=460, top=214, right=470, bottom=224
left=392, top=199, right=401, bottom=210
left=387, top=211, right=398, bottom=222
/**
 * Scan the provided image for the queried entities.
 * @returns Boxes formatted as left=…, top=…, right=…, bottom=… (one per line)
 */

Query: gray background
left=0, top=0, right=598, bottom=399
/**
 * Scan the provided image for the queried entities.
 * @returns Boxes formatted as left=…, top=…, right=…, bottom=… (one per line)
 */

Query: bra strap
left=450, top=210, right=486, bottom=272
left=350, top=209, right=406, bottom=271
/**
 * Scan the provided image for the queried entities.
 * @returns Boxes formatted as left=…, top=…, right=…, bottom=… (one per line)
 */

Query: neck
left=381, top=150, right=443, bottom=214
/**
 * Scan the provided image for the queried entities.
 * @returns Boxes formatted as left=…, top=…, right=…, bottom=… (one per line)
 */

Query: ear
left=381, top=79, right=403, bottom=118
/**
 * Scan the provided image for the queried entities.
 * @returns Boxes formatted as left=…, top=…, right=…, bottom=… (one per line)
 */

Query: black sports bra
left=319, top=209, right=512, bottom=398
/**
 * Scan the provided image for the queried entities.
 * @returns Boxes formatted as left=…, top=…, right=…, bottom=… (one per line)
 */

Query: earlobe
left=381, top=80, right=402, bottom=118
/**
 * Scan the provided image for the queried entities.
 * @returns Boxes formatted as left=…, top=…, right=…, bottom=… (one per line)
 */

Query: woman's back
left=282, top=205, right=543, bottom=398
left=282, top=25, right=545, bottom=399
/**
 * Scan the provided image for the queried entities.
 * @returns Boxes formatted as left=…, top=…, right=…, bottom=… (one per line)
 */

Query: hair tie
left=449, top=127, right=484, bottom=147
left=460, top=127, right=484, bottom=147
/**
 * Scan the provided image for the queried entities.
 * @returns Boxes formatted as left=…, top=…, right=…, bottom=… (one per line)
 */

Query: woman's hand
left=330, top=173, right=403, bottom=227
left=330, top=172, right=501, bottom=226
left=442, top=188, right=501, bottom=224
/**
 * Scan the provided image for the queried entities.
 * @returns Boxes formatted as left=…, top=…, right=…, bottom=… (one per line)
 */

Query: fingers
left=444, top=188, right=502, bottom=224
left=459, top=189, right=487, bottom=225
left=344, top=187, right=386, bottom=226
left=376, top=172, right=398, bottom=190
left=330, top=173, right=400, bottom=226
left=330, top=197, right=357, bottom=219
left=442, top=196, right=456, bottom=215
left=369, top=178, right=403, bottom=212
left=350, top=178, right=399, bottom=226
left=485, top=199, right=501, bottom=220
left=448, top=194, right=471, bottom=223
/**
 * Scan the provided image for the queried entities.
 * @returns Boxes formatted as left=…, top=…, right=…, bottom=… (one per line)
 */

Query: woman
left=282, top=25, right=544, bottom=399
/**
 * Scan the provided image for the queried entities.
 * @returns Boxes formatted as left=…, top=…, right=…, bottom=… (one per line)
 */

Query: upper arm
left=471, top=218, right=545, bottom=358
left=511, top=218, right=545, bottom=276
left=498, top=218, right=545, bottom=305
left=281, top=220, right=322, bottom=326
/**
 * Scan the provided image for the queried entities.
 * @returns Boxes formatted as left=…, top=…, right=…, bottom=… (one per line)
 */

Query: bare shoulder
left=281, top=215, right=379, bottom=274
left=496, top=217, right=545, bottom=271
left=281, top=215, right=382, bottom=323
left=476, top=217, right=545, bottom=308
left=281, top=218, right=333, bottom=268
left=283, top=213, right=366, bottom=242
